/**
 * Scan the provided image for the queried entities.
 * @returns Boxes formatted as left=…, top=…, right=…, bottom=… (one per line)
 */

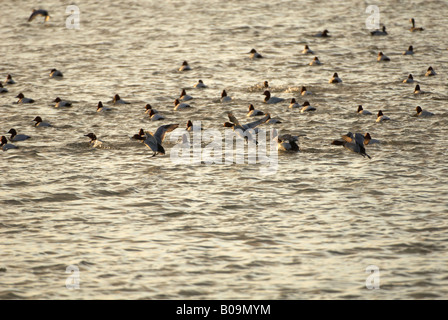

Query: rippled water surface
left=1, top=0, right=448, bottom=299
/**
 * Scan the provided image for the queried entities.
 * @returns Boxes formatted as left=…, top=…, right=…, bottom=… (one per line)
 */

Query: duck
left=186, top=120, right=203, bottom=132
left=376, top=110, right=390, bottom=122
left=49, top=69, right=63, bottom=78
left=178, top=61, right=191, bottom=71
left=1, top=136, right=18, bottom=151
left=5, top=74, right=15, bottom=84
left=409, top=18, right=424, bottom=32
left=370, top=26, right=387, bottom=36
left=314, top=29, right=330, bottom=37
left=96, top=101, right=111, bottom=112
left=274, top=132, right=300, bottom=152
left=134, top=124, right=179, bottom=157
left=144, top=104, right=158, bottom=114
left=224, top=113, right=270, bottom=134
left=33, top=116, right=52, bottom=127
left=414, top=84, right=427, bottom=94
left=194, top=80, right=207, bottom=88
left=288, top=98, right=301, bottom=109
left=403, top=46, right=414, bottom=55
left=363, top=133, right=380, bottom=145
left=309, top=56, right=322, bottom=66
left=248, top=48, right=263, bottom=59
left=425, top=66, right=436, bottom=76
left=54, top=97, right=72, bottom=108
left=179, top=89, right=193, bottom=101
left=220, top=90, right=232, bottom=102
left=7, top=129, right=31, bottom=142
left=265, top=117, right=282, bottom=124
left=329, top=72, right=342, bottom=83
left=148, top=109, right=165, bottom=121
left=173, top=98, right=191, bottom=110
left=0, top=82, right=8, bottom=93
left=84, top=133, right=103, bottom=148
left=262, top=81, right=270, bottom=89
left=28, top=9, right=50, bottom=22
left=403, top=74, right=414, bottom=83
left=262, top=90, right=284, bottom=104
left=300, top=101, right=316, bottom=113
left=224, top=113, right=270, bottom=144
left=300, top=86, right=312, bottom=96
left=331, top=132, right=371, bottom=159
left=131, top=128, right=146, bottom=141
left=302, top=45, right=314, bottom=54
left=414, top=106, right=434, bottom=117
left=357, top=105, right=372, bottom=115
left=247, top=104, right=265, bottom=117
left=113, top=94, right=130, bottom=104
left=16, top=93, right=35, bottom=104
left=377, top=52, right=390, bottom=61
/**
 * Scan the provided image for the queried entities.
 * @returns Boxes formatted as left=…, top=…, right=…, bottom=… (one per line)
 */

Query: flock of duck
left=0, top=12, right=438, bottom=160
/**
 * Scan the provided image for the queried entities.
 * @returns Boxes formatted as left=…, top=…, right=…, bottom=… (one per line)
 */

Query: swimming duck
left=54, top=97, right=72, bottom=108
left=220, top=90, right=232, bottom=103
left=309, top=56, right=322, bottom=66
left=414, top=106, right=434, bottom=117
left=7, top=129, right=31, bottom=142
left=49, top=69, right=63, bottom=78
left=332, top=132, right=371, bottom=159
left=194, top=80, right=207, bottom=88
left=363, top=133, right=380, bottom=144
left=300, top=86, right=312, bottom=96
left=377, top=52, right=390, bottom=61
left=300, top=101, right=316, bottom=113
left=179, top=89, right=193, bottom=101
left=148, top=109, right=165, bottom=121
left=135, top=124, right=179, bottom=156
left=376, top=110, right=390, bottom=122
left=1, top=136, right=18, bottom=151
left=357, top=105, right=372, bottom=115
left=5, top=74, right=15, bottom=84
left=262, top=90, right=284, bottom=104
left=302, top=45, right=314, bottom=54
left=173, top=99, right=191, bottom=110
left=0, top=83, right=7, bottom=93
left=178, top=61, right=191, bottom=71
left=113, top=94, right=130, bottom=104
left=265, top=117, right=282, bottom=124
left=249, top=48, right=263, bottom=59
left=370, top=26, right=387, bottom=36
left=329, top=73, right=342, bottom=83
left=247, top=104, right=265, bottom=117
left=403, top=46, right=414, bottom=55
left=314, top=29, right=330, bottom=37
left=403, top=74, right=414, bottom=83
left=186, top=120, right=203, bottom=132
left=16, top=93, right=35, bottom=104
left=96, top=101, right=111, bottom=112
left=28, top=9, right=50, bottom=22
left=425, top=66, right=436, bottom=76
left=144, top=104, right=158, bottom=114
left=414, top=84, right=427, bottom=94
left=131, top=128, right=146, bottom=141
left=84, top=133, right=103, bottom=148
left=288, top=98, right=300, bottom=109
left=409, top=18, right=424, bottom=32
left=33, top=116, right=51, bottom=127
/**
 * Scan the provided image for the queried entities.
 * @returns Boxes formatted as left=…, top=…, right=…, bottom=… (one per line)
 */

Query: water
left=1, top=0, right=448, bottom=299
